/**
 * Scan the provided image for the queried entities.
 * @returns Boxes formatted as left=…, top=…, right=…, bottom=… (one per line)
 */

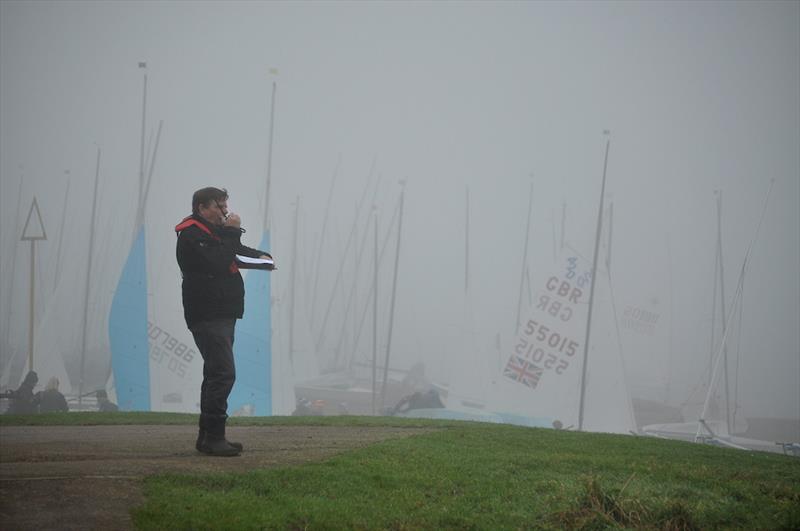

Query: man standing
left=175, top=187, right=274, bottom=456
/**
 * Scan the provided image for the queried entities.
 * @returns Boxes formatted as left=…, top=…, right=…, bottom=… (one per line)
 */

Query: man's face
left=198, top=198, right=228, bottom=226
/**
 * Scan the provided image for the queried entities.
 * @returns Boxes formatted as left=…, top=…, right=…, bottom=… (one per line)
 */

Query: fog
left=1, top=1, right=798, bottom=427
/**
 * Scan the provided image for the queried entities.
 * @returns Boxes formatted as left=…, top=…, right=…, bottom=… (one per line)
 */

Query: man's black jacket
left=175, top=214, right=267, bottom=329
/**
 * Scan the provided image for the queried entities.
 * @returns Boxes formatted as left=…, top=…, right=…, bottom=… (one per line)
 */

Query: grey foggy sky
left=1, top=1, right=798, bottom=419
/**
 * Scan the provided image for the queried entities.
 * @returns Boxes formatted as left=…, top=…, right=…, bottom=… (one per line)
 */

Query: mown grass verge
left=3, top=413, right=799, bottom=529
left=132, top=422, right=799, bottom=530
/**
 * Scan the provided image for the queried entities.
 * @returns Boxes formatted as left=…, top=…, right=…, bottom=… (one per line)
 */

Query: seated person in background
left=36, top=377, right=69, bottom=413
left=391, top=388, right=445, bottom=415
left=4, top=371, right=39, bottom=415
left=96, top=389, right=118, bottom=412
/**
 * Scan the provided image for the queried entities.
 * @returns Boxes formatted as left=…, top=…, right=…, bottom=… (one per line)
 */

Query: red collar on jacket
left=175, top=215, right=239, bottom=274
left=175, top=216, right=217, bottom=238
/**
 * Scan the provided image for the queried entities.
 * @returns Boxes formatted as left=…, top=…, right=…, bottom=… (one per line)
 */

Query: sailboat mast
left=53, top=171, right=70, bottom=293
left=288, top=196, right=299, bottom=369
left=715, top=191, right=732, bottom=431
left=515, top=177, right=534, bottom=335
left=465, top=186, right=470, bottom=294
left=606, top=202, right=614, bottom=273
left=578, top=134, right=611, bottom=431
left=708, top=192, right=721, bottom=387
left=264, top=80, right=276, bottom=232
left=666, top=234, right=674, bottom=403
left=380, top=181, right=406, bottom=411
left=137, top=63, right=147, bottom=226
left=78, top=146, right=101, bottom=408
left=310, top=157, right=341, bottom=330
left=372, top=208, right=378, bottom=415
left=697, top=179, right=775, bottom=440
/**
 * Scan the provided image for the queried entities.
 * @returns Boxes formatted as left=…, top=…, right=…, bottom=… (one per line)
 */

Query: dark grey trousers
left=190, top=318, right=236, bottom=437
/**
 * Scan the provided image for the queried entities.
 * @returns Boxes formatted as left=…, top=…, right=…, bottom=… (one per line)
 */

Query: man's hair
left=46, top=377, right=59, bottom=392
left=192, top=187, right=228, bottom=215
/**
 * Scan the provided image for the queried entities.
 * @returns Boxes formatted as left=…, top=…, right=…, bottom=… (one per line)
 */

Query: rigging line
left=733, top=279, right=744, bottom=430
left=351, top=195, right=402, bottom=366
left=607, top=265, right=638, bottom=432
left=716, top=191, right=732, bottom=433
left=709, top=196, right=720, bottom=388
left=515, top=177, right=534, bottom=335
left=348, top=165, right=382, bottom=360
left=696, top=179, right=774, bottom=441
left=310, top=155, right=341, bottom=330
left=78, top=146, right=101, bottom=406
left=137, top=70, right=147, bottom=224
left=325, top=165, right=381, bottom=364
left=551, top=208, right=557, bottom=264
left=333, top=200, right=383, bottom=369
left=3, top=171, right=25, bottom=345
left=53, top=177, right=71, bottom=294
left=666, top=233, right=674, bottom=402
left=525, top=266, right=533, bottom=306
left=315, top=198, right=367, bottom=354
left=380, top=181, right=406, bottom=411
left=288, top=196, right=300, bottom=370
left=578, top=136, right=611, bottom=432
left=263, top=80, right=276, bottom=232
left=141, top=120, right=163, bottom=221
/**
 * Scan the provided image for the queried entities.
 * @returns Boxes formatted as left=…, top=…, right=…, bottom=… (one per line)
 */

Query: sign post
left=21, top=197, right=47, bottom=372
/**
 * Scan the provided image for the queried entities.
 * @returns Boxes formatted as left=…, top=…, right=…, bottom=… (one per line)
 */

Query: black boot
left=196, top=429, right=243, bottom=452
left=198, top=433, right=241, bottom=456
left=197, top=415, right=241, bottom=456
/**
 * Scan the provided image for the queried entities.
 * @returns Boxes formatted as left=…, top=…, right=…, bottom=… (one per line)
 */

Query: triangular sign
left=21, top=197, right=47, bottom=241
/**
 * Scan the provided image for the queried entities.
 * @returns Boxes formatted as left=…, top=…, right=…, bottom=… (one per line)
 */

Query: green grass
left=3, top=413, right=799, bottom=529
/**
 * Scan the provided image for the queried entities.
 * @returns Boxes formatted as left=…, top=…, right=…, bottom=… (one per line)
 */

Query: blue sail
left=230, top=231, right=272, bottom=416
left=109, top=225, right=151, bottom=410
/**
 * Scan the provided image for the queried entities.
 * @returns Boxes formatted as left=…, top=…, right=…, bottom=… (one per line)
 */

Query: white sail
left=492, top=252, right=636, bottom=434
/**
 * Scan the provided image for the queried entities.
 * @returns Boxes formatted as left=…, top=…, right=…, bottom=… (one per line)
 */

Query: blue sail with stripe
left=229, top=230, right=272, bottom=416
left=108, top=225, right=151, bottom=411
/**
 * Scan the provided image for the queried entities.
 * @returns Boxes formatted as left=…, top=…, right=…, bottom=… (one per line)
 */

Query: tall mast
left=606, top=201, right=614, bottom=273
left=3, top=169, right=24, bottom=348
left=515, top=176, right=534, bottom=335
left=551, top=209, right=557, bottom=263
left=666, top=234, right=674, bottom=403
left=318, top=169, right=378, bottom=358
left=136, top=62, right=147, bottom=227
left=708, top=192, right=721, bottom=387
left=697, top=179, right=774, bottom=441
left=372, top=207, right=378, bottom=415
left=380, top=180, right=406, bottom=410
left=142, top=120, right=163, bottom=212
left=78, top=146, right=101, bottom=407
left=53, top=170, right=71, bottom=293
left=715, top=191, right=731, bottom=431
left=465, top=186, right=470, bottom=294
left=288, top=196, right=300, bottom=369
left=310, top=156, right=341, bottom=330
left=264, top=79, right=276, bottom=232
left=578, top=133, right=611, bottom=431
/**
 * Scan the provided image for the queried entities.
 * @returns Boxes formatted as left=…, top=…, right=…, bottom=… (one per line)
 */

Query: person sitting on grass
left=36, top=377, right=69, bottom=413
left=4, top=371, right=39, bottom=415
left=96, top=389, right=118, bottom=412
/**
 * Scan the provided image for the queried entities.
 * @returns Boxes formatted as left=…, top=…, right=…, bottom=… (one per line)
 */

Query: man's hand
left=259, top=254, right=276, bottom=270
left=224, top=213, right=241, bottom=229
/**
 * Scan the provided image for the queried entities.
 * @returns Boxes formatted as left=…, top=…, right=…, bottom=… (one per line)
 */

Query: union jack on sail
left=503, top=355, right=543, bottom=389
